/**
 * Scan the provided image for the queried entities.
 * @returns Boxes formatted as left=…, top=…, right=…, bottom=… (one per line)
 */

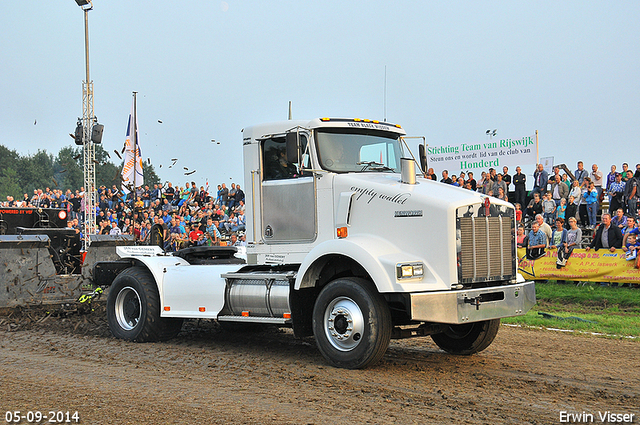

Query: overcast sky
left=1, top=1, right=639, bottom=189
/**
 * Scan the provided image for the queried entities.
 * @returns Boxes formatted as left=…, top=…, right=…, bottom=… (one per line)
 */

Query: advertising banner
left=427, top=135, right=537, bottom=174
left=540, top=156, right=554, bottom=174
left=517, top=248, right=640, bottom=284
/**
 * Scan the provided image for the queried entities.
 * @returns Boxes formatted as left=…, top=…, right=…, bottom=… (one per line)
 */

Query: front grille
left=459, top=215, right=515, bottom=283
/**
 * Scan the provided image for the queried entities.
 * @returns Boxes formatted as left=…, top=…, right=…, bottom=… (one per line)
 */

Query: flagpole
left=133, top=91, right=137, bottom=206
left=535, top=130, right=539, bottom=164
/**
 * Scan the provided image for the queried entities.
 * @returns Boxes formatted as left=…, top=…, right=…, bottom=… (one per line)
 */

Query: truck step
left=217, top=315, right=291, bottom=325
left=222, top=271, right=296, bottom=281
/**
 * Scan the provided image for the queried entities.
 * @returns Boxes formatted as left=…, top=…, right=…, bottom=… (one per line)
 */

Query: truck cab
left=99, top=118, right=535, bottom=369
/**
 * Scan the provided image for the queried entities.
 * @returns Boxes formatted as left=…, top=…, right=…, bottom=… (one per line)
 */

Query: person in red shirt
left=188, top=226, right=203, bottom=246
left=515, top=203, right=523, bottom=224
left=133, top=222, right=142, bottom=240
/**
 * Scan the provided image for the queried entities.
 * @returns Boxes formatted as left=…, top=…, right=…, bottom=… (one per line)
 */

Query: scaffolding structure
left=82, top=80, right=96, bottom=248
left=78, top=1, right=96, bottom=249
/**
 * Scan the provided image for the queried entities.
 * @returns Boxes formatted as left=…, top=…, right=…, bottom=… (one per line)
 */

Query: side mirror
left=418, top=144, right=427, bottom=174
left=285, top=132, right=299, bottom=163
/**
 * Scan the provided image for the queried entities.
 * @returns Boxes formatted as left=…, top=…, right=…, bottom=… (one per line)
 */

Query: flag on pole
left=121, top=99, right=144, bottom=194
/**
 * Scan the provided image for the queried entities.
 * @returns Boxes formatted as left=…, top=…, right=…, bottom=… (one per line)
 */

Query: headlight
left=396, top=262, right=424, bottom=279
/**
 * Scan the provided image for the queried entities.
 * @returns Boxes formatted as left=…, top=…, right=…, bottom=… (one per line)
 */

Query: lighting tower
left=75, top=0, right=96, bottom=248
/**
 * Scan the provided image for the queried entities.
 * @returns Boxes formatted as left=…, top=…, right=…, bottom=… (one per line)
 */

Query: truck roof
left=243, top=118, right=407, bottom=141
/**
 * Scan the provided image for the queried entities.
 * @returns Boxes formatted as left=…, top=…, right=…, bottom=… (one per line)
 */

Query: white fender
left=295, top=235, right=447, bottom=293
left=116, top=248, right=189, bottom=296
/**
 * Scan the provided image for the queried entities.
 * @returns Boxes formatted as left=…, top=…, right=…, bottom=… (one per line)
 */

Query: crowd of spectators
left=430, top=161, right=640, bottom=230
left=1, top=181, right=247, bottom=251
left=4, top=161, right=640, bottom=261
left=430, top=162, right=640, bottom=280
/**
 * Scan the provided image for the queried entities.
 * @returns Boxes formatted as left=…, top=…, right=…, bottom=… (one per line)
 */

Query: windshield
left=316, top=129, right=403, bottom=173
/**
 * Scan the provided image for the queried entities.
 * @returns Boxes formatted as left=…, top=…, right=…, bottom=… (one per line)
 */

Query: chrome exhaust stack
left=401, top=158, right=416, bottom=185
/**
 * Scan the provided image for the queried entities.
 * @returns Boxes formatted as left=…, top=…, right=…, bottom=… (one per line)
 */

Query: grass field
left=502, top=281, right=640, bottom=339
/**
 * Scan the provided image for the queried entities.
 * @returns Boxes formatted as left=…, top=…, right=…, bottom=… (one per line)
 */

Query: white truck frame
left=95, top=118, right=535, bottom=369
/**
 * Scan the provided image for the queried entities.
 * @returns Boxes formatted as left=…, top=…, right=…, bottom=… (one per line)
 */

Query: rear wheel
left=106, top=266, right=183, bottom=342
left=312, top=277, right=391, bottom=369
left=431, top=319, right=500, bottom=355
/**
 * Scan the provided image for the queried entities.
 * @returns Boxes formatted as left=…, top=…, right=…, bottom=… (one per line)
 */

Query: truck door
left=261, top=135, right=316, bottom=243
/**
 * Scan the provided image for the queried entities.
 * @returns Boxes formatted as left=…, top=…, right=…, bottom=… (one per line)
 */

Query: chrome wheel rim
left=323, top=296, right=365, bottom=351
left=115, top=286, right=142, bottom=331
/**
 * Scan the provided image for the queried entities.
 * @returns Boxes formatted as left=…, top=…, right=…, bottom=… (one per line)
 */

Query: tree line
left=0, top=144, right=160, bottom=200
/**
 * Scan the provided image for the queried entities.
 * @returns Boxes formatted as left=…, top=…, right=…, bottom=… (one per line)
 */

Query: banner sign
left=540, top=156, right=554, bottom=174
left=427, top=135, right=537, bottom=174
left=517, top=248, right=640, bottom=284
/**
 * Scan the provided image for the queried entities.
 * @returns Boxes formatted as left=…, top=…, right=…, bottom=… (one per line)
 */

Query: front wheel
left=106, top=266, right=183, bottom=342
left=312, top=277, right=391, bottom=369
left=431, top=319, right=500, bottom=355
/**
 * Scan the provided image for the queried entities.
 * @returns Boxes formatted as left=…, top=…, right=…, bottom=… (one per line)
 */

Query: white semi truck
left=94, top=117, right=535, bottom=369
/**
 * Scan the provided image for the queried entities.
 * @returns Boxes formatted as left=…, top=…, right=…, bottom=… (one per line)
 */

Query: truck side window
left=262, top=136, right=308, bottom=181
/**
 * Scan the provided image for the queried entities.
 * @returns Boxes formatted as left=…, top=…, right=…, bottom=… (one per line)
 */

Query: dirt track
left=1, top=306, right=638, bottom=425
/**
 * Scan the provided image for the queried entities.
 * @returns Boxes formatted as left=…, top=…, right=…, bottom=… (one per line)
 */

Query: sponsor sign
left=517, top=248, right=640, bottom=284
left=116, top=245, right=163, bottom=257
left=427, top=135, right=537, bottom=174
left=540, top=156, right=554, bottom=174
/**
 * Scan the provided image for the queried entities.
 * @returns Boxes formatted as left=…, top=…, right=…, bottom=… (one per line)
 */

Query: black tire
left=106, top=266, right=183, bottom=342
left=431, top=319, right=500, bottom=355
left=312, top=277, right=391, bottom=369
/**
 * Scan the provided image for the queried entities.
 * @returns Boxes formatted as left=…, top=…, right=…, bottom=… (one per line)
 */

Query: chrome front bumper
left=410, top=281, right=535, bottom=324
